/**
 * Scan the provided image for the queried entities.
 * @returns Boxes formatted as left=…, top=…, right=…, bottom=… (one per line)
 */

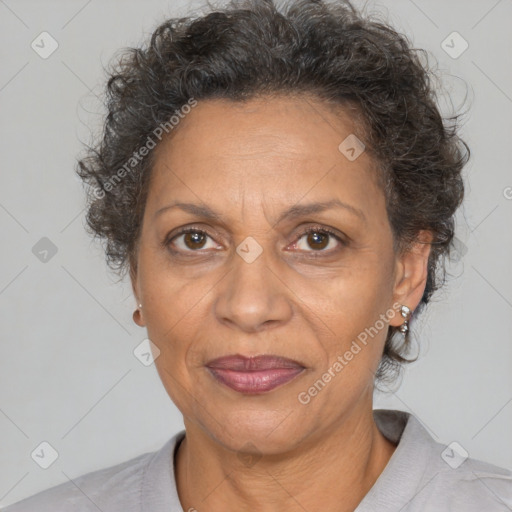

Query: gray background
left=1, top=0, right=511, bottom=507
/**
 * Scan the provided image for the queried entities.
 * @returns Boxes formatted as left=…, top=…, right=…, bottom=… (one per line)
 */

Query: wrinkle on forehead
left=147, top=95, right=383, bottom=232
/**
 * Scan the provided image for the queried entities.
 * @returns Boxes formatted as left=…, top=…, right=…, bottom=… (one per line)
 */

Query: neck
left=175, top=405, right=397, bottom=512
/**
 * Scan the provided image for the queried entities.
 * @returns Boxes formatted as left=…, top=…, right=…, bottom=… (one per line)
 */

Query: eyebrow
left=154, top=198, right=366, bottom=224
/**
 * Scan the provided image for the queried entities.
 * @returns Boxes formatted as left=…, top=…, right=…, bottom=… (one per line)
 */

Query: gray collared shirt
left=3, top=409, right=512, bottom=511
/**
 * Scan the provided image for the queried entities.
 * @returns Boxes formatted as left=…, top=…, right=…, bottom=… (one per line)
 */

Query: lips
left=205, top=354, right=306, bottom=394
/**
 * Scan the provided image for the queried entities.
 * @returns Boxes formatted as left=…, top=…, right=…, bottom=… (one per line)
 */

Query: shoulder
left=368, top=410, right=512, bottom=511
left=404, top=416, right=512, bottom=511
left=2, top=449, right=155, bottom=512
left=419, top=455, right=512, bottom=510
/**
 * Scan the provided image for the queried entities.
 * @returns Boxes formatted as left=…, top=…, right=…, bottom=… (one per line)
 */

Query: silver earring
left=138, top=303, right=142, bottom=309
left=399, top=305, right=411, bottom=334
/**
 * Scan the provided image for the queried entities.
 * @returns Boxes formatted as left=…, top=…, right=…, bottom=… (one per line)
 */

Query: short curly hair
left=77, top=0, right=469, bottom=385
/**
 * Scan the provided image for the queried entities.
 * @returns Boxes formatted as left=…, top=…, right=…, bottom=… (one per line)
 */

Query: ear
left=129, top=256, right=146, bottom=327
left=129, top=256, right=138, bottom=300
left=389, top=230, right=433, bottom=328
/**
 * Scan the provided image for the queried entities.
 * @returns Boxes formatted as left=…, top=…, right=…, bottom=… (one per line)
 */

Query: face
left=131, top=95, right=430, bottom=453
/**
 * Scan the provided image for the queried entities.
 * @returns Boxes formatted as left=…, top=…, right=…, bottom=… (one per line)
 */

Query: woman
left=5, top=0, right=512, bottom=510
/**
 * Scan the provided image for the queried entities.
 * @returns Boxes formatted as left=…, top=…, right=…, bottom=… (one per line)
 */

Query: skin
left=131, top=94, right=432, bottom=512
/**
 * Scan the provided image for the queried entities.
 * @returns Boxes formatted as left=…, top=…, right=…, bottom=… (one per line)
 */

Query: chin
left=203, top=410, right=310, bottom=456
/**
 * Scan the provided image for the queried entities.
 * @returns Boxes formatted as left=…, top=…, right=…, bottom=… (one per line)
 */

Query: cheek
left=138, top=251, right=219, bottom=373
left=297, top=266, right=394, bottom=414
left=297, top=255, right=394, bottom=373
left=295, top=251, right=393, bottom=324
left=137, top=244, right=203, bottom=325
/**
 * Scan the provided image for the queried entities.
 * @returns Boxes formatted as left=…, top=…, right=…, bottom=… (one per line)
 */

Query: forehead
left=156, top=95, right=363, bottom=158
left=147, top=95, right=383, bottom=222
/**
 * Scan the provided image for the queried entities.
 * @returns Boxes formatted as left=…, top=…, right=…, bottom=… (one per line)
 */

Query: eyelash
left=164, top=225, right=346, bottom=256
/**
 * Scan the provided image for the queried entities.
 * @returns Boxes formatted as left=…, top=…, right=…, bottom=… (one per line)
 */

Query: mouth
left=205, top=354, right=306, bottom=394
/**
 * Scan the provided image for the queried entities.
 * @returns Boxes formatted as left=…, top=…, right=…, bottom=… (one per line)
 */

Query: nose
left=213, top=244, right=293, bottom=333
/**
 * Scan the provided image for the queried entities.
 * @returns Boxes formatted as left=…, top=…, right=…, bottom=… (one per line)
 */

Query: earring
left=399, top=305, right=411, bottom=335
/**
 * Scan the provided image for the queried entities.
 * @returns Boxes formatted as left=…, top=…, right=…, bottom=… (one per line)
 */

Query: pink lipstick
left=206, top=354, right=305, bottom=394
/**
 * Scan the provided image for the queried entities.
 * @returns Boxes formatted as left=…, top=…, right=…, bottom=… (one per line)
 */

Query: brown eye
left=305, top=231, right=329, bottom=250
left=167, top=228, right=218, bottom=252
left=183, top=231, right=207, bottom=250
left=293, top=227, right=344, bottom=253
